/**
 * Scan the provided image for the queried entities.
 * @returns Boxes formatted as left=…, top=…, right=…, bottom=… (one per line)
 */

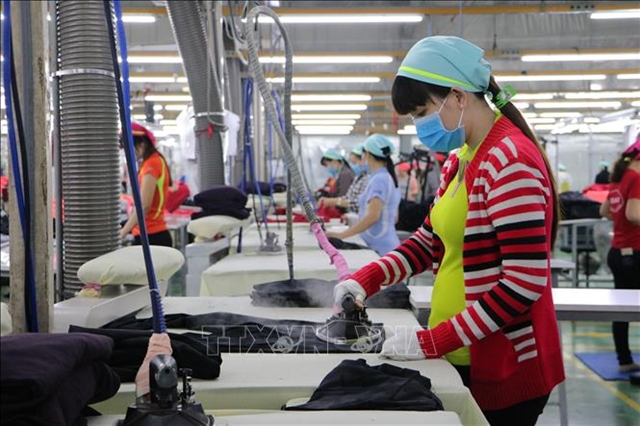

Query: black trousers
left=607, top=247, right=640, bottom=366
left=453, top=365, right=550, bottom=426
left=133, top=229, right=173, bottom=247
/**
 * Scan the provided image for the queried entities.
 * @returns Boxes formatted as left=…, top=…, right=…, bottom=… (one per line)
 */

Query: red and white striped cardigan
left=351, top=116, right=565, bottom=410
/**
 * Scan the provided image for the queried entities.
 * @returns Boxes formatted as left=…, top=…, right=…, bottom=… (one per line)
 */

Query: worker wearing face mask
left=317, top=148, right=355, bottom=199
left=333, top=36, right=564, bottom=426
left=319, top=144, right=369, bottom=214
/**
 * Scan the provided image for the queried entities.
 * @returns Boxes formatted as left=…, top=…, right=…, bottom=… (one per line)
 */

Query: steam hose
left=243, top=7, right=350, bottom=281
left=103, top=0, right=166, bottom=333
left=2, top=0, right=39, bottom=332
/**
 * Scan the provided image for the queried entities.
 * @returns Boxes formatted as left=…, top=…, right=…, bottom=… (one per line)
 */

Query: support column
left=9, top=0, right=53, bottom=332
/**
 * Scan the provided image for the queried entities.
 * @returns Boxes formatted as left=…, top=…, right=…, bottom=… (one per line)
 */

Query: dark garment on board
left=99, top=312, right=385, bottom=356
left=328, top=237, right=368, bottom=250
left=286, top=358, right=443, bottom=412
left=0, top=333, right=120, bottom=426
left=69, top=326, right=222, bottom=383
left=192, top=186, right=251, bottom=220
left=242, top=181, right=287, bottom=195
left=251, top=279, right=411, bottom=309
left=595, top=169, right=610, bottom=185
left=559, top=191, right=601, bottom=220
left=396, top=197, right=435, bottom=233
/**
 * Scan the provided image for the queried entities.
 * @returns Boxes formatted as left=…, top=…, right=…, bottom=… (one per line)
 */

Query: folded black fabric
left=251, top=279, right=410, bottom=309
left=286, top=358, right=443, bottom=412
left=191, top=206, right=251, bottom=220
left=328, top=237, right=368, bottom=250
left=242, top=181, right=287, bottom=195
left=194, top=186, right=248, bottom=210
left=69, top=326, right=222, bottom=382
left=0, top=333, right=120, bottom=426
left=100, top=312, right=384, bottom=355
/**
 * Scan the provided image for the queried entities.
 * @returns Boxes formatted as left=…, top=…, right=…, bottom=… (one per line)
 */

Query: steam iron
left=315, top=293, right=383, bottom=347
left=119, top=354, right=214, bottom=426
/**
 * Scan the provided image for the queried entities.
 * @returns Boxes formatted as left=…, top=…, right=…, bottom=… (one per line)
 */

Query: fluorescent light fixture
left=515, top=93, right=555, bottom=100
left=533, top=124, right=557, bottom=131
left=292, top=104, right=367, bottom=111
left=145, top=95, right=192, bottom=102
left=583, top=117, right=601, bottom=123
left=292, top=114, right=361, bottom=120
left=403, top=125, right=417, bottom=132
left=258, top=14, right=423, bottom=24
left=617, top=73, right=640, bottom=80
left=534, top=101, right=622, bottom=109
left=128, top=56, right=182, bottom=64
left=129, top=76, right=177, bottom=83
left=47, top=13, right=51, bottom=22
left=154, top=114, right=163, bottom=120
left=153, top=105, right=163, bottom=111
left=590, top=83, right=603, bottom=91
left=132, top=114, right=147, bottom=120
left=268, top=77, right=381, bottom=84
left=539, top=112, right=583, bottom=118
left=522, top=113, right=538, bottom=118
left=632, top=101, right=640, bottom=107
left=260, top=56, right=393, bottom=64
left=590, top=10, right=640, bottom=20
left=121, top=15, right=157, bottom=23
left=564, top=91, right=640, bottom=99
left=398, top=129, right=417, bottom=135
left=176, top=77, right=188, bottom=83
left=295, top=126, right=353, bottom=131
left=495, top=74, right=606, bottom=82
left=522, top=53, right=640, bottom=62
left=513, top=102, right=530, bottom=109
left=292, top=119, right=357, bottom=125
left=298, top=129, right=353, bottom=135
left=291, top=94, right=372, bottom=102
left=160, top=120, right=177, bottom=126
left=164, top=104, right=188, bottom=111
left=527, top=118, right=557, bottom=124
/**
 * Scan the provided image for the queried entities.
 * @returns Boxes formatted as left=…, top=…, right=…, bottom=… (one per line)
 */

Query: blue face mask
left=327, top=166, right=338, bottom=178
left=351, top=164, right=363, bottom=176
left=414, top=96, right=465, bottom=152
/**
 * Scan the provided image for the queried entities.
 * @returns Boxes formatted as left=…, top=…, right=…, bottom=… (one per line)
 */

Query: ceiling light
left=522, top=112, right=538, bottom=118
left=522, top=53, right=640, bottom=62
left=176, top=77, right=188, bottom=83
left=145, top=95, right=192, bottom=102
left=564, top=91, right=640, bottom=99
left=617, top=73, right=640, bottom=80
left=533, top=124, right=557, bottom=131
left=260, top=56, right=393, bottom=64
left=632, top=101, right=640, bottom=107
left=268, top=77, right=381, bottom=84
left=121, top=15, right=157, bottom=23
left=513, top=102, right=530, bottom=109
left=292, top=119, right=357, bottom=125
left=292, top=104, right=368, bottom=111
left=534, top=101, right=622, bottom=109
left=129, top=76, right=177, bottom=83
left=590, top=10, right=640, bottom=20
left=257, top=14, right=423, bottom=24
left=132, top=114, right=147, bottom=120
left=291, top=94, right=372, bottom=102
left=292, top=114, right=362, bottom=120
left=164, top=104, right=188, bottom=111
left=495, top=74, right=606, bottom=82
left=154, top=114, right=163, bottom=120
left=153, top=105, right=163, bottom=111
left=539, top=112, right=583, bottom=118
left=295, top=125, right=354, bottom=131
left=128, top=56, right=182, bottom=64
left=515, top=93, right=555, bottom=100
left=590, top=83, right=603, bottom=91
left=527, top=118, right=557, bottom=124
left=403, top=125, right=416, bottom=132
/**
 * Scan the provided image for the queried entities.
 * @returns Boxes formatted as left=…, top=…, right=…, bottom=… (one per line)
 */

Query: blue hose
left=104, top=0, right=166, bottom=334
left=2, top=0, right=39, bottom=332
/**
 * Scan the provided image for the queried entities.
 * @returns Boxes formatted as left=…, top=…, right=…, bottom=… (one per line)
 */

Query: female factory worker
left=319, top=144, right=369, bottom=214
left=334, top=36, right=564, bottom=426
left=318, top=148, right=355, bottom=198
left=396, top=161, right=420, bottom=201
left=120, top=123, right=173, bottom=247
left=599, top=140, right=640, bottom=373
left=325, top=135, right=401, bottom=255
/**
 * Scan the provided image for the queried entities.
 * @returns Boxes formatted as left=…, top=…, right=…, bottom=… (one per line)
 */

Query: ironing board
left=88, top=410, right=463, bottom=426
left=199, top=249, right=379, bottom=296
left=93, top=297, right=486, bottom=425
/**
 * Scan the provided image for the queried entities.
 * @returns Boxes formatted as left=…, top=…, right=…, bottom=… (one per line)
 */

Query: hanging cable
left=2, top=0, right=39, bottom=332
left=103, top=0, right=166, bottom=334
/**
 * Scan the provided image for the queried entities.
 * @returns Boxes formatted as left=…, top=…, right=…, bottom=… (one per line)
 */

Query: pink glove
left=135, top=333, right=173, bottom=397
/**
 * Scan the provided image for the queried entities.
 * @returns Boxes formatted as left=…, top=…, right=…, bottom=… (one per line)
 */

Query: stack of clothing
left=0, top=333, right=120, bottom=426
left=286, top=358, right=443, bottom=411
left=251, top=279, right=411, bottom=309
left=242, top=181, right=287, bottom=195
left=192, top=186, right=250, bottom=220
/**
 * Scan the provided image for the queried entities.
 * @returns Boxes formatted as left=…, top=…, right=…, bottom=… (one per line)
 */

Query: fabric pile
left=285, top=358, right=444, bottom=411
left=241, top=181, right=287, bottom=195
left=251, top=279, right=411, bottom=309
left=98, top=312, right=385, bottom=355
left=191, top=185, right=250, bottom=220
left=0, top=333, right=120, bottom=426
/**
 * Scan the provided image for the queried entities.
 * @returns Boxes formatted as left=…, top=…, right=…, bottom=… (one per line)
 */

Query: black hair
left=133, top=135, right=173, bottom=186
left=392, top=75, right=560, bottom=247
left=611, top=149, right=638, bottom=183
left=364, top=149, right=398, bottom=188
